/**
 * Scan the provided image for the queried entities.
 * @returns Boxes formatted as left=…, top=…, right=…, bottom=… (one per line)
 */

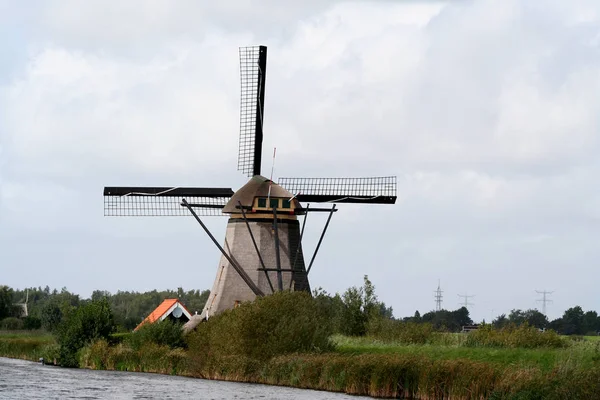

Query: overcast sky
left=1, top=0, right=599, bottom=322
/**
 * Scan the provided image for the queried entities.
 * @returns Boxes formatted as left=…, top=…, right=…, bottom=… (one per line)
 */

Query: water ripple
left=0, top=357, right=370, bottom=400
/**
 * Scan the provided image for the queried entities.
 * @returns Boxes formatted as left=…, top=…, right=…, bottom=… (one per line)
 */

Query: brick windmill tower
left=103, top=46, right=397, bottom=326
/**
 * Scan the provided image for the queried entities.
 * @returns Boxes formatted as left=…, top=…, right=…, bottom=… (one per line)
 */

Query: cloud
left=1, top=0, right=600, bottom=320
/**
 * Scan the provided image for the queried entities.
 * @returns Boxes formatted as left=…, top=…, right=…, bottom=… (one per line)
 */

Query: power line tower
left=536, top=290, right=554, bottom=315
left=457, top=293, right=475, bottom=309
left=434, top=280, right=443, bottom=312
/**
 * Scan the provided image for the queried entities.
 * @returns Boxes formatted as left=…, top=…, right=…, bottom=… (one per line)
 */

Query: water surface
left=0, top=357, right=369, bottom=399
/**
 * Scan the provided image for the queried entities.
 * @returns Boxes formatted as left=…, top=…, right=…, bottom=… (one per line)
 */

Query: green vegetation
left=55, top=298, right=116, bottom=367
left=464, top=324, right=567, bottom=349
left=335, top=335, right=599, bottom=371
left=79, top=339, right=186, bottom=374
left=186, top=291, right=333, bottom=367
left=2, top=278, right=600, bottom=398
left=0, top=285, right=209, bottom=332
left=126, top=319, right=185, bottom=350
left=0, top=330, right=58, bottom=362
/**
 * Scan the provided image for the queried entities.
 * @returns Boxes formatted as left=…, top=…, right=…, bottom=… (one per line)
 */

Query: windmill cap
left=222, top=175, right=302, bottom=214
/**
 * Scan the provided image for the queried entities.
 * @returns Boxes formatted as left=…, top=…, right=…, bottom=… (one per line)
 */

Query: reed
left=0, top=335, right=58, bottom=362
left=465, top=324, right=568, bottom=349
left=367, top=318, right=439, bottom=345
left=79, top=339, right=187, bottom=375
left=184, top=352, right=600, bottom=399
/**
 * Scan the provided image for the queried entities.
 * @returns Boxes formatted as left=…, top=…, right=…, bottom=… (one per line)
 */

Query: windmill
left=103, top=45, right=397, bottom=328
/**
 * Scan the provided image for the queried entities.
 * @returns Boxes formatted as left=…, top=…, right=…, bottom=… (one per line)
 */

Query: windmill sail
left=278, top=176, right=397, bottom=204
left=103, top=187, right=233, bottom=216
left=238, top=45, right=267, bottom=177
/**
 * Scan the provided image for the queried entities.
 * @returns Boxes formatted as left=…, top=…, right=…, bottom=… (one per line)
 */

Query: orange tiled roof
left=134, top=298, right=184, bottom=331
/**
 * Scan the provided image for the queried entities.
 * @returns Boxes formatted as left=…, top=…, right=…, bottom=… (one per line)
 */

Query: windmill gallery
left=103, top=45, right=397, bottom=331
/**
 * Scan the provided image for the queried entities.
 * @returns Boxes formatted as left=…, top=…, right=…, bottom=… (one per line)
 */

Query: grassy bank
left=2, top=292, right=600, bottom=399
left=73, top=335, right=600, bottom=399
left=4, top=331, right=599, bottom=399
left=190, top=352, right=600, bottom=399
left=79, top=339, right=187, bottom=375
left=0, top=330, right=58, bottom=362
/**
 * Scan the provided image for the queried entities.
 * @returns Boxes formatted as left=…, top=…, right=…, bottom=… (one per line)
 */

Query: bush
left=109, top=332, right=131, bottom=345
left=465, top=323, right=568, bottom=349
left=55, top=298, right=116, bottom=367
left=186, top=291, right=333, bottom=370
left=41, top=301, right=63, bottom=332
left=127, top=319, right=185, bottom=350
left=1, top=317, right=24, bottom=330
left=367, top=318, right=437, bottom=344
left=23, top=316, right=42, bottom=330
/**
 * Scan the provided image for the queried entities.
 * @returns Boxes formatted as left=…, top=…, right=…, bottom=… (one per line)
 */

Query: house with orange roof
left=134, top=298, right=193, bottom=331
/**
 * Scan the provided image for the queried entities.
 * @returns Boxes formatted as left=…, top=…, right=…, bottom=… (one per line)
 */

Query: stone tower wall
left=201, top=217, right=309, bottom=318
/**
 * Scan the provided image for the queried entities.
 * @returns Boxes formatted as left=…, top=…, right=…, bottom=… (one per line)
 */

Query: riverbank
left=4, top=331, right=598, bottom=399
left=91, top=337, right=600, bottom=399
left=0, top=330, right=58, bottom=362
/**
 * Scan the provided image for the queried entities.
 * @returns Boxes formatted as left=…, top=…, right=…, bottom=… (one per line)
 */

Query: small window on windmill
left=257, top=198, right=267, bottom=208
left=269, top=198, right=279, bottom=209
left=234, top=300, right=241, bottom=308
left=281, top=199, right=292, bottom=209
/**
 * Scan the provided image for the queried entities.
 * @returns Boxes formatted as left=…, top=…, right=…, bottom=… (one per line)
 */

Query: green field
left=333, top=334, right=600, bottom=372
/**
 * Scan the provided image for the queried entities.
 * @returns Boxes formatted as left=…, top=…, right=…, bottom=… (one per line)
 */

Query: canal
left=0, top=357, right=370, bottom=399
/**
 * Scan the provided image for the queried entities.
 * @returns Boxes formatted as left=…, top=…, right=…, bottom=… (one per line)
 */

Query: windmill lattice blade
left=278, top=176, right=397, bottom=204
left=103, top=187, right=233, bottom=216
left=238, top=45, right=267, bottom=177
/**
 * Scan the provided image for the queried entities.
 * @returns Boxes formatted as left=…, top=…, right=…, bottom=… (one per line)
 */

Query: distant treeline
left=1, top=281, right=599, bottom=336
left=0, top=285, right=209, bottom=332
left=400, top=306, right=600, bottom=336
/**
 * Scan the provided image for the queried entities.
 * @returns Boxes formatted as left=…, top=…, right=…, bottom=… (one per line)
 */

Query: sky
left=1, top=0, right=599, bottom=322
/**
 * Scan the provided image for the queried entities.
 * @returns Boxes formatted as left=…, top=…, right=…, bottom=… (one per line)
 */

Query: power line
left=535, top=290, right=554, bottom=315
left=457, top=293, right=475, bottom=309
left=434, top=280, right=443, bottom=312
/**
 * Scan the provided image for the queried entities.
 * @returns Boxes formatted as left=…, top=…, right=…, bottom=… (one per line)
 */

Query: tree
left=506, top=309, right=548, bottom=329
left=0, top=286, right=15, bottom=320
left=312, top=287, right=345, bottom=333
left=341, top=286, right=366, bottom=336
left=41, top=301, right=63, bottom=332
left=508, top=309, right=526, bottom=326
left=403, top=310, right=422, bottom=323
left=339, top=275, right=393, bottom=336
left=524, top=309, right=549, bottom=329
left=549, top=318, right=563, bottom=333
left=419, top=308, right=472, bottom=332
left=583, top=311, right=599, bottom=335
left=562, top=306, right=585, bottom=335
left=91, top=290, right=111, bottom=301
left=493, top=314, right=509, bottom=329
left=56, top=298, right=115, bottom=367
left=452, top=307, right=473, bottom=327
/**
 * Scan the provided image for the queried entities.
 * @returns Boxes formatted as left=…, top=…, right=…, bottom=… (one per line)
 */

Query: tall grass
left=367, top=318, right=440, bottom=344
left=183, top=351, right=600, bottom=399
left=79, top=339, right=187, bottom=375
left=465, top=324, right=567, bottom=349
left=0, top=333, right=58, bottom=362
